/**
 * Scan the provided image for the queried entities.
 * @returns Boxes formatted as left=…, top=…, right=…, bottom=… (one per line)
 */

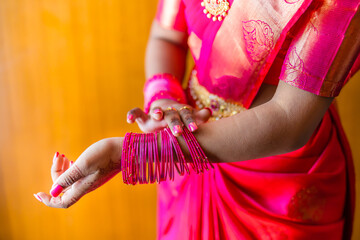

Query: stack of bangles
left=121, top=127, right=213, bottom=185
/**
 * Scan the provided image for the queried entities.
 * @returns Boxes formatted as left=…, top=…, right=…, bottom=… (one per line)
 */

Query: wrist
left=121, top=127, right=212, bottom=185
left=143, top=73, right=187, bottom=113
left=107, top=137, right=124, bottom=172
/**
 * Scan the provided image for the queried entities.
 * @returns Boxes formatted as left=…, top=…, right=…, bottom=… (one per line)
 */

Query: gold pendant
left=201, top=0, right=230, bottom=22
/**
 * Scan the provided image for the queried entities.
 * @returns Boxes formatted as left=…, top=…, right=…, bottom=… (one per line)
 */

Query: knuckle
left=166, top=108, right=179, bottom=115
left=169, top=118, right=181, bottom=126
left=179, top=108, right=191, bottom=114
left=164, top=110, right=175, bottom=117
left=183, top=114, right=193, bottom=123
left=63, top=176, right=75, bottom=186
left=63, top=165, right=85, bottom=186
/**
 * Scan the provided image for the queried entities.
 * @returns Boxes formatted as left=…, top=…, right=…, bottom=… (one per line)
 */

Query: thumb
left=195, top=108, right=212, bottom=124
left=50, top=164, right=85, bottom=197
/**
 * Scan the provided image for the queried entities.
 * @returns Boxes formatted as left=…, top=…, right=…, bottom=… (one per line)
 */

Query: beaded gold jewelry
left=201, top=0, right=230, bottom=22
left=189, top=70, right=246, bottom=120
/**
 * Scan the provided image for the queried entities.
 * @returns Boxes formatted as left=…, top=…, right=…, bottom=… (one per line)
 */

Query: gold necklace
left=201, top=0, right=230, bottom=22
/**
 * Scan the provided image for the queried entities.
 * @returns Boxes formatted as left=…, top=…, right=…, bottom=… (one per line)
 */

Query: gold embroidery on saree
left=243, top=20, right=275, bottom=62
left=287, top=186, right=326, bottom=222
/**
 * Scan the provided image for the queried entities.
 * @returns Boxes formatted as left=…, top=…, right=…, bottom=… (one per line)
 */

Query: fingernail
left=70, top=161, right=74, bottom=167
left=50, top=184, right=64, bottom=197
left=153, top=109, right=162, bottom=115
left=53, top=152, right=59, bottom=162
left=188, top=122, right=198, bottom=132
left=205, top=107, right=213, bottom=116
left=61, top=154, right=65, bottom=158
left=173, top=125, right=182, bottom=135
left=34, top=193, right=42, bottom=203
left=127, top=114, right=134, bottom=121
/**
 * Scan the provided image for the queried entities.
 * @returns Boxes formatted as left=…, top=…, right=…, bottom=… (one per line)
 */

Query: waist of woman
left=187, top=69, right=277, bottom=120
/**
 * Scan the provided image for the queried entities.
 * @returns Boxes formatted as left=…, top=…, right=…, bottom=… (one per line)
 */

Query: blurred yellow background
left=0, top=1, right=358, bottom=239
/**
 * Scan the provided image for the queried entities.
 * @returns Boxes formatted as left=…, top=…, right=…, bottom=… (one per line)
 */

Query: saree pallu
left=155, top=0, right=359, bottom=239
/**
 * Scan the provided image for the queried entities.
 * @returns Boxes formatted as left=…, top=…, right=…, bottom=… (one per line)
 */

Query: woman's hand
left=34, top=137, right=123, bottom=208
left=127, top=99, right=212, bottom=136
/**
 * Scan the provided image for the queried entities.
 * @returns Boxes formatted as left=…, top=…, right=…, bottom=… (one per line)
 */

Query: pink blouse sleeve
left=279, top=1, right=360, bottom=97
left=155, top=0, right=187, bottom=32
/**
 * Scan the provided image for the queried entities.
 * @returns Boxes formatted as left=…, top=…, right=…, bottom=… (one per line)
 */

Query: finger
left=51, top=152, right=63, bottom=182
left=52, top=158, right=77, bottom=194
left=59, top=156, right=71, bottom=192
left=51, top=155, right=71, bottom=191
left=37, top=172, right=98, bottom=208
left=127, top=108, right=149, bottom=124
left=178, top=106, right=198, bottom=132
left=150, top=107, right=163, bottom=120
left=62, top=156, right=70, bottom=172
left=194, top=108, right=212, bottom=125
left=163, top=107, right=183, bottom=136
left=49, top=163, right=85, bottom=197
left=137, top=117, right=168, bottom=133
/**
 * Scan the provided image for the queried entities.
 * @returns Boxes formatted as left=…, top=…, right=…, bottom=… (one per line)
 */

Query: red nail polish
left=70, top=161, right=74, bottom=167
left=61, top=154, right=65, bottom=158
left=53, top=152, right=59, bottom=162
left=50, top=184, right=64, bottom=197
left=34, top=193, right=42, bottom=203
left=127, top=114, right=134, bottom=121
left=188, top=122, right=198, bottom=132
left=173, top=125, right=182, bottom=135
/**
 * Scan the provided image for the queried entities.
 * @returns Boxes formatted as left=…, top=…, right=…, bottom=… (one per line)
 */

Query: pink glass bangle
left=143, top=73, right=187, bottom=113
left=121, top=127, right=213, bottom=185
left=165, top=127, right=189, bottom=175
left=182, top=127, right=213, bottom=172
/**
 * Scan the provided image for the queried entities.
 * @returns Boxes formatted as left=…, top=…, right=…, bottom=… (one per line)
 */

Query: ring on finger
left=166, top=107, right=177, bottom=112
left=178, top=106, right=192, bottom=112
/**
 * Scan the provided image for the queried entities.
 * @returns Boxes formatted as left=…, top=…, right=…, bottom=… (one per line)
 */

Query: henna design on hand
left=51, top=197, right=62, bottom=205
left=86, top=160, right=122, bottom=193
left=67, top=197, right=79, bottom=208
left=63, top=165, right=85, bottom=187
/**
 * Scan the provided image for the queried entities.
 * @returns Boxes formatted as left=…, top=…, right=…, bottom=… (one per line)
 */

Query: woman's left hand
left=34, top=137, right=123, bottom=208
left=127, top=99, right=212, bottom=136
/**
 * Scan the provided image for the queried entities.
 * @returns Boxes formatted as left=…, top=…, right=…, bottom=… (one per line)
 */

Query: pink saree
left=155, top=0, right=360, bottom=239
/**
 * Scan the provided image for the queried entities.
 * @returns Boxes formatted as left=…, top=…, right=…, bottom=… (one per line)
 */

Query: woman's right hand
left=126, top=99, right=212, bottom=136
left=34, top=137, right=123, bottom=208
